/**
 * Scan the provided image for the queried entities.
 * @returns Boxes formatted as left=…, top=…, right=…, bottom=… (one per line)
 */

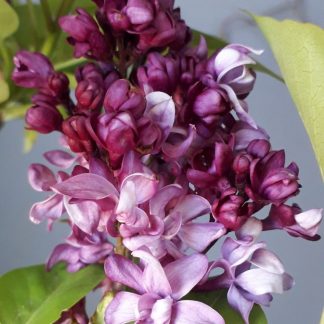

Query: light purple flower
left=104, top=250, right=224, bottom=324
left=199, top=219, right=294, bottom=323
left=28, top=164, right=67, bottom=229
left=123, top=184, right=226, bottom=259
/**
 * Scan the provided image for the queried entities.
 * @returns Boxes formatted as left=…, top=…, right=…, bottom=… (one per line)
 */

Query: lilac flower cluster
left=12, top=1, right=322, bottom=323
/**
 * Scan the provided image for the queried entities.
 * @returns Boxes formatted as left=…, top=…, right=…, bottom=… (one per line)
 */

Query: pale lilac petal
left=79, top=243, right=113, bottom=264
left=132, top=250, right=172, bottom=296
left=294, top=209, right=323, bottom=235
left=250, top=249, right=285, bottom=274
left=227, top=285, right=253, bottom=324
left=162, top=125, right=196, bottom=160
left=171, top=300, right=224, bottom=324
left=236, top=269, right=294, bottom=295
left=220, top=84, right=257, bottom=128
left=163, top=212, right=182, bottom=239
left=178, top=223, right=226, bottom=252
left=28, top=163, right=56, bottom=192
left=173, top=195, right=211, bottom=222
left=47, top=243, right=80, bottom=271
left=151, top=297, right=173, bottom=324
left=116, top=180, right=137, bottom=216
left=121, top=173, right=158, bottom=204
left=105, top=254, right=144, bottom=293
left=149, top=184, right=183, bottom=217
left=64, top=197, right=100, bottom=234
left=52, top=173, right=119, bottom=200
left=29, top=194, right=64, bottom=224
left=236, top=217, right=262, bottom=241
left=123, top=234, right=160, bottom=251
left=105, top=292, right=140, bottom=324
left=164, top=254, right=208, bottom=300
left=145, top=91, right=175, bottom=141
left=43, top=150, right=76, bottom=169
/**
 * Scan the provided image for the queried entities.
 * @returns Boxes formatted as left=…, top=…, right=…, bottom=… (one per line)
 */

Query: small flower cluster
left=12, top=1, right=322, bottom=323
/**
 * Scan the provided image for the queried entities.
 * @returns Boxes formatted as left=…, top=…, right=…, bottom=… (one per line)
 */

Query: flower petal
left=44, top=150, right=76, bottom=169
left=171, top=300, right=224, bottom=324
left=28, top=163, right=56, bottom=192
left=52, top=173, right=119, bottom=200
left=236, top=268, right=294, bottom=295
left=164, top=254, right=208, bottom=300
left=173, top=195, right=211, bottom=223
left=250, top=248, right=285, bottom=274
left=132, top=250, right=172, bottom=296
left=64, top=197, right=100, bottom=234
left=179, top=222, right=226, bottom=252
left=105, top=292, right=140, bottom=324
left=151, top=297, right=173, bottom=324
left=227, top=285, right=253, bottom=324
left=105, top=254, right=144, bottom=294
left=29, top=194, right=64, bottom=224
left=121, top=173, right=158, bottom=204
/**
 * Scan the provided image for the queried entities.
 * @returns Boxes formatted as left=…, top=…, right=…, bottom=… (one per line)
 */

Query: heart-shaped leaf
left=0, top=0, right=19, bottom=40
left=253, top=15, right=324, bottom=180
left=191, top=29, right=283, bottom=82
left=0, top=263, right=105, bottom=324
left=186, top=289, right=267, bottom=324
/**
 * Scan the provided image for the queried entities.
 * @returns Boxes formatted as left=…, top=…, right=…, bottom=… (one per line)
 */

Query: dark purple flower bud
left=75, top=63, right=104, bottom=84
left=233, top=153, right=252, bottom=174
left=62, top=115, right=95, bottom=153
left=12, top=51, right=54, bottom=88
left=212, top=188, right=252, bottom=231
left=246, top=149, right=300, bottom=205
left=137, top=52, right=179, bottom=94
left=193, top=88, right=229, bottom=124
left=59, top=9, right=110, bottom=61
left=247, top=139, right=271, bottom=158
left=25, top=103, right=63, bottom=134
left=48, top=72, right=70, bottom=97
left=263, top=204, right=322, bottom=241
left=207, top=44, right=262, bottom=98
left=75, top=79, right=104, bottom=111
left=103, top=79, right=145, bottom=117
left=124, top=0, right=154, bottom=30
left=94, top=112, right=137, bottom=168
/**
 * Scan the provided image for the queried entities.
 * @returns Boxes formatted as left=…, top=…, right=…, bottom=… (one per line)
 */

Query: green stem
left=40, top=0, right=55, bottom=33
left=27, top=0, right=39, bottom=50
left=54, top=57, right=87, bottom=71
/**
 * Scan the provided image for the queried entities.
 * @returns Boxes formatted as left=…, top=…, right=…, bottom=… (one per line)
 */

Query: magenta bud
left=62, top=115, right=94, bottom=153
left=233, top=153, right=252, bottom=174
left=104, top=79, right=145, bottom=117
left=12, top=51, right=54, bottom=89
left=247, top=139, right=271, bottom=158
left=25, top=104, right=63, bottom=134
left=75, top=79, right=104, bottom=111
left=48, top=72, right=69, bottom=96
left=193, top=88, right=228, bottom=123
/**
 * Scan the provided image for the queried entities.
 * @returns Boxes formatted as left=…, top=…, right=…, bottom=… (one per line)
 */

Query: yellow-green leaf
left=1, top=103, right=29, bottom=121
left=24, top=129, right=38, bottom=153
left=0, top=0, right=19, bottom=40
left=0, top=78, right=9, bottom=103
left=254, top=15, right=324, bottom=180
left=91, top=292, right=115, bottom=324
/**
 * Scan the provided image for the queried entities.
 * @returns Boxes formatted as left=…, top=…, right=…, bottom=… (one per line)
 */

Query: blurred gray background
left=0, top=0, right=323, bottom=323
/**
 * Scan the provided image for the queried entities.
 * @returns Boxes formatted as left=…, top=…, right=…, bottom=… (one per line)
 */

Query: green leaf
left=1, top=103, right=29, bottom=121
left=191, top=29, right=283, bottom=82
left=0, top=263, right=105, bottom=324
left=253, top=15, right=324, bottom=180
left=0, top=0, right=19, bottom=40
left=0, top=78, right=9, bottom=103
left=24, top=129, right=38, bottom=153
left=186, top=289, right=267, bottom=324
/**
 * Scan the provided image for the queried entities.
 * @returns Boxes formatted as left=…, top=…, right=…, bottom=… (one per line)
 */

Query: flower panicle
left=12, top=1, right=322, bottom=323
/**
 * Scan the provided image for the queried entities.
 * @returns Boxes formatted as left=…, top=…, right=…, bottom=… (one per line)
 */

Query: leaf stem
left=0, top=41, right=12, bottom=78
